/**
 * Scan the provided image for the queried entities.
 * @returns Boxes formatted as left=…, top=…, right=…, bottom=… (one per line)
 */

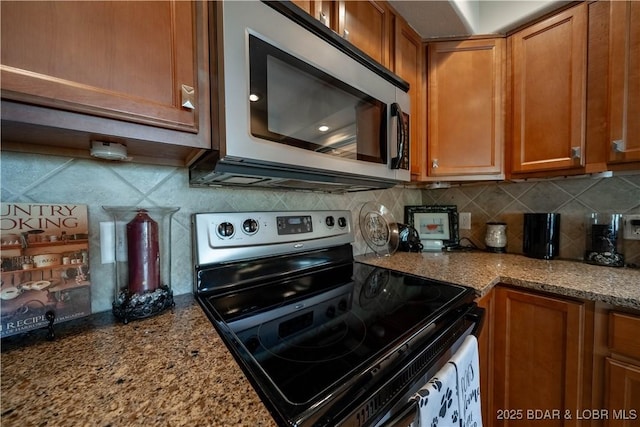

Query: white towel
left=412, top=361, right=461, bottom=427
left=449, top=335, right=483, bottom=427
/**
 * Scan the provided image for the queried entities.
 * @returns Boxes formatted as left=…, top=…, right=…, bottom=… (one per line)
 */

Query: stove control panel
left=193, top=210, right=354, bottom=265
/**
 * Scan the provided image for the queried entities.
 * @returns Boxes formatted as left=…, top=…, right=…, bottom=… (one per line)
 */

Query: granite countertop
left=356, top=251, right=640, bottom=310
left=1, top=295, right=277, bottom=427
left=2, top=252, right=639, bottom=427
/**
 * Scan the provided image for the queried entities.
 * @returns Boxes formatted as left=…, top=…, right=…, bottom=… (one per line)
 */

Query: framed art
left=404, top=205, right=460, bottom=249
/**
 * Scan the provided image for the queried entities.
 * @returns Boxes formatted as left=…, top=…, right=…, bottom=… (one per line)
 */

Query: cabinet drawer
left=609, top=312, right=640, bottom=360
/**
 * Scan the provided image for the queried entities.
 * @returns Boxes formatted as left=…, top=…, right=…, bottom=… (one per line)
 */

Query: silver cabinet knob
left=181, top=84, right=196, bottom=110
left=612, top=140, right=626, bottom=152
left=571, top=146, right=581, bottom=159
left=432, top=159, right=439, bottom=169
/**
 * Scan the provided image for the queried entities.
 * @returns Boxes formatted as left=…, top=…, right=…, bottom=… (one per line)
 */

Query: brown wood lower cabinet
left=604, top=358, right=640, bottom=427
left=492, top=286, right=594, bottom=427
left=601, top=311, right=640, bottom=427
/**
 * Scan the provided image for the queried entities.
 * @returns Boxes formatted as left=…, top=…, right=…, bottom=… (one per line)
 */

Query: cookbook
left=0, top=202, right=92, bottom=338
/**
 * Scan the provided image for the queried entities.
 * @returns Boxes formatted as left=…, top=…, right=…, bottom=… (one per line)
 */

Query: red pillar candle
left=126, top=209, right=160, bottom=294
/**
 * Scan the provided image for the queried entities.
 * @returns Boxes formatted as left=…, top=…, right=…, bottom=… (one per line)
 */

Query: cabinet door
left=604, top=358, right=640, bottom=427
left=291, top=0, right=335, bottom=27
left=477, top=291, right=495, bottom=427
left=494, top=287, right=588, bottom=426
left=0, top=1, right=198, bottom=133
left=427, top=39, right=505, bottom=178
left=338, top=0, right=390, bottom=67
left=510, top=4, right=587, bottom=174
left=609, top=1, right=640, bottom=164
left=394, top=16, right=424, bottom=181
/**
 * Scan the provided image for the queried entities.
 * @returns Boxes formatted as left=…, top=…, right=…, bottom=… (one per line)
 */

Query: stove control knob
left=337, top=217, right=347, bottom=228
left=325, top=216, right=335, bottom=227
left=217, top=222, right=235, bottom=238
left=242, top=218, right=259, bottom=235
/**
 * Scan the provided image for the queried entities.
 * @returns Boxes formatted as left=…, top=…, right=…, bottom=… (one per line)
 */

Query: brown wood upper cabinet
left=426, top=38, right=505, bottom=180
left=393, top=15, right=424, bottom=181
left=1, top=1, right=210, bottom=167
left=294, top=0, right=391, bottom=67
left=1, top=1, right=199, bottom=133
left=337, top=0, right=391, bottom=68
left=608, top=1, right=640, bottom=165
left=509, top=3, right=587, bottom=175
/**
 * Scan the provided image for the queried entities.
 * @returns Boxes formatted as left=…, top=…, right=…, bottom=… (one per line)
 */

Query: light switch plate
left=623, top=214, right=640, bottom=240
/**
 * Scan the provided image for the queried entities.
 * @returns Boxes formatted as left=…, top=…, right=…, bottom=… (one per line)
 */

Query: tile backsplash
left=2, top=151, right=638, bottom=314
left=423, top=175, right=640, bottom=264
left=0, top=152, right=421, bottom=312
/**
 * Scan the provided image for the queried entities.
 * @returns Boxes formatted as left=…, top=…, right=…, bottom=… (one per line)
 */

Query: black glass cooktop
left=199, top=262, right=471, bottom=409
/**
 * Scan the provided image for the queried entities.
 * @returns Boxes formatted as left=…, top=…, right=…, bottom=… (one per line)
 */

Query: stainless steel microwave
left=190, top=0, right=410, bottom=192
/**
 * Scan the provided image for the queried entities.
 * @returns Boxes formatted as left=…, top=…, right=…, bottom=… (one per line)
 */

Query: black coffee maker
left=523, top=213, right=560, bottom=259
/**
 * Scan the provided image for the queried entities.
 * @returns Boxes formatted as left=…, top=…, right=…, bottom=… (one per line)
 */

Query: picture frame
left=404, top=205, right=460, bottom=249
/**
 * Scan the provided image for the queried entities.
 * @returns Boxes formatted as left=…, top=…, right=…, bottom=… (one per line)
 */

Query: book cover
left=0, top=203, right=92, bottom=338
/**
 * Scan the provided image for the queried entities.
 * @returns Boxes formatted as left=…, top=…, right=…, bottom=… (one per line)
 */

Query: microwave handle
left=391, top=102, right=406, bottom=170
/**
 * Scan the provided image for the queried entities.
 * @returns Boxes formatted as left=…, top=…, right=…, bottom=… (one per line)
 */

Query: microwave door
left=247, top=33, right=397, bottom=176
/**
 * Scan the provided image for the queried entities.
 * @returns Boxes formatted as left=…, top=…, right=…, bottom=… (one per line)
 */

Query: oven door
left=219, top=0, right=410, bottom=182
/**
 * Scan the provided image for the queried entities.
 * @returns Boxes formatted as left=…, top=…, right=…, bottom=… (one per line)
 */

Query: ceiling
left=388, top=0, right=572, bottom=39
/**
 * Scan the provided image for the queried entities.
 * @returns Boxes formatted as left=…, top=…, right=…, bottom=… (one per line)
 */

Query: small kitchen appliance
left=523, top=213, right=561, bottom=259
left=193, top=210, right=483, bottom=426
left=585, top=213, right=624, bottom=267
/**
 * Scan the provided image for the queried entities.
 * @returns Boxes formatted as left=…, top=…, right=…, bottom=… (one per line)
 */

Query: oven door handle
left=379, top=399, right=418, bottom=427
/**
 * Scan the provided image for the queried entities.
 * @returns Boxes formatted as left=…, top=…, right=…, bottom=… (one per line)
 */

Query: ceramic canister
left=485, top=222, right=507, bottom=253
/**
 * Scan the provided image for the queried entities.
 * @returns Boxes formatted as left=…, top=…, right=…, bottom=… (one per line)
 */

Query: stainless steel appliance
left=190, top=1, right=410, bottom=192
left=193, top=210, right=484, bottom=427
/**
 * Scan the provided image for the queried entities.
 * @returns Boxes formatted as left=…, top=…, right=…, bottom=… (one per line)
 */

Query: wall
left=423, top=175, right=640, bottom=265
left=0, top=152, right=421, bottom=313
left=3, top=152, right=638, bottom=315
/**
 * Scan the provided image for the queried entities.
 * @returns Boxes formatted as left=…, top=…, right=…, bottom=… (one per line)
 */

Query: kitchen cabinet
left=598, top=311, right=640, bottom=426
left=0, top=0, right=210, bottom=167
left=608, top=1, right=640, bottom=166
left=291, top=0, right=390, bottom=61
left=393, top=14, right=424, bottom=181
left=509, top=3, right=587, bottom=176
left=493, top=286, right=593, bottom=426
left=426, top=38, right=505, bottom=181
left=477, top=290, right=495, bottom=427
left=291, top=0, right=335, bottom=28
left=337, top=0, right=391, bottom=68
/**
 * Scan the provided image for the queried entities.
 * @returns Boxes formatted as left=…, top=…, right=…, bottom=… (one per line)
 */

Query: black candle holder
left=112, top=286, right=174, bottom=324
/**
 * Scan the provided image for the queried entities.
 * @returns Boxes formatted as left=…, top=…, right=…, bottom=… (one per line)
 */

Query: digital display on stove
left=277, top=215, right=312, bottom=235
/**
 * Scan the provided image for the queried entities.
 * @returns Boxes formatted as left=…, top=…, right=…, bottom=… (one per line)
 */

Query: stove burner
left=253, top=310, right=367, bottom=363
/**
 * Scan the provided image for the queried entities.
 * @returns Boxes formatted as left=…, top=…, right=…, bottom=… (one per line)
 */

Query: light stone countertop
left=356, top=251, right=640, bottom=310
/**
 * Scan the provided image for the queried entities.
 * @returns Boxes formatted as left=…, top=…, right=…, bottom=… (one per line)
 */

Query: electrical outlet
left=459, top=212, right=471, bottom=230
left=623, top=214, right=640, bottom=240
